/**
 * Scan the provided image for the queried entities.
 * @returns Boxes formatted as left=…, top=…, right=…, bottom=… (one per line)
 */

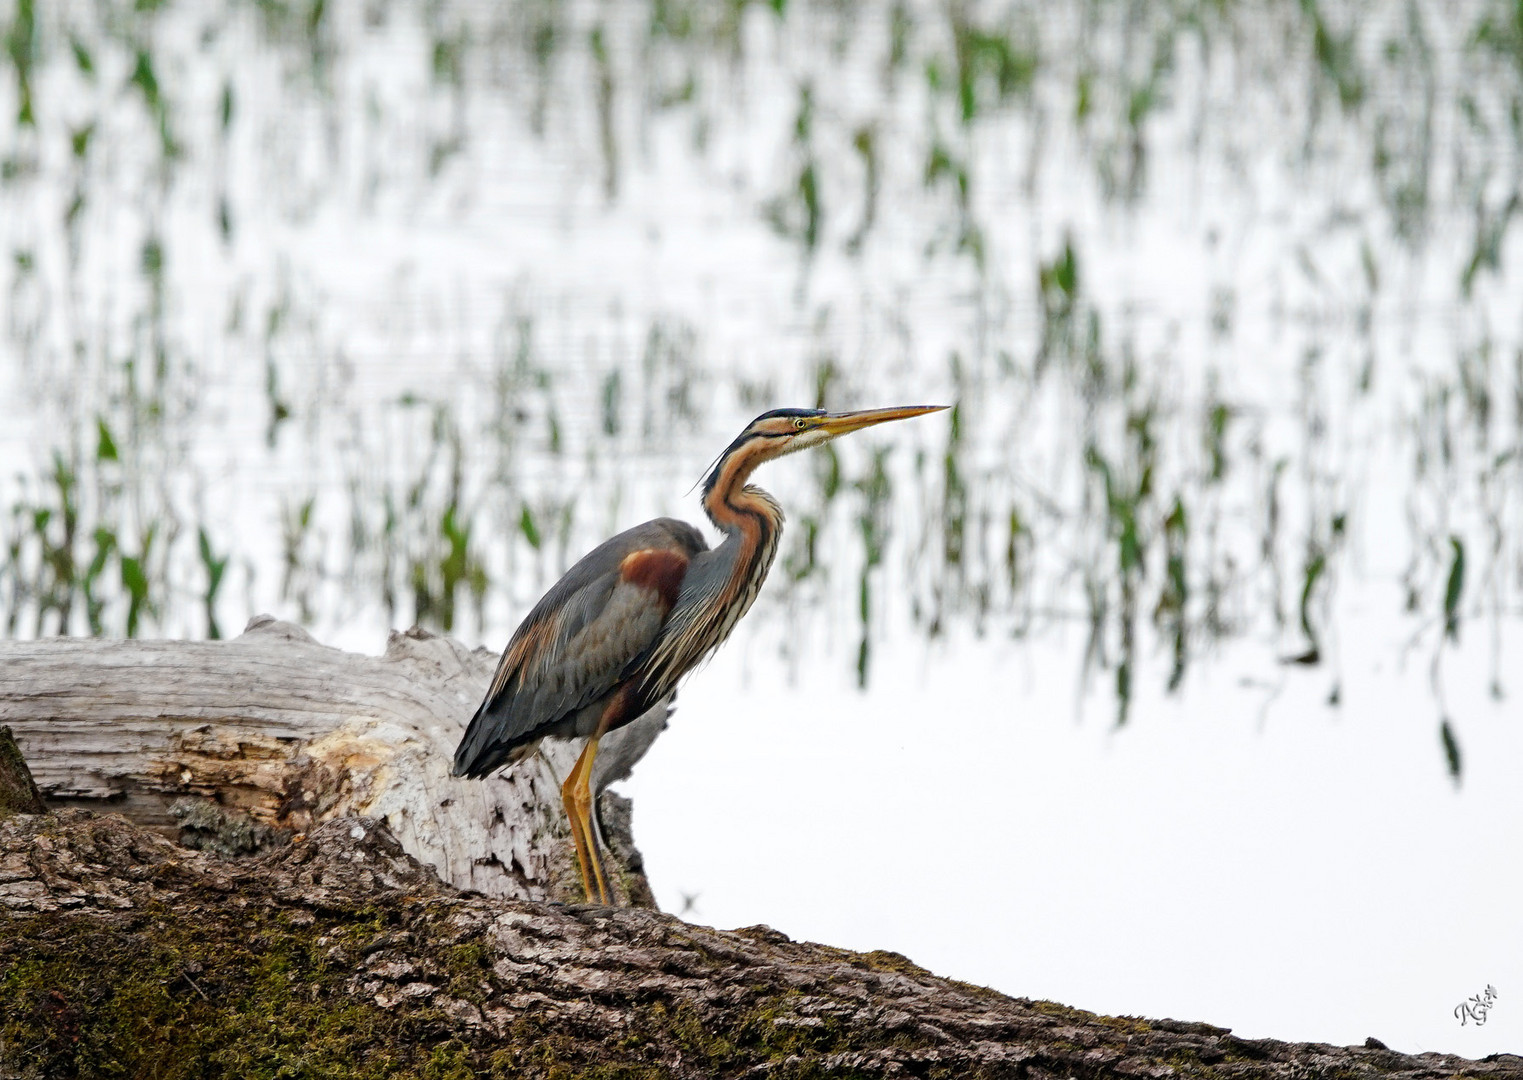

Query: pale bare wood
left=0, top=615, right=668, bottom=905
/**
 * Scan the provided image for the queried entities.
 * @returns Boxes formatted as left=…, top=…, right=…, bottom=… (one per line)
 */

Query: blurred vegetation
left=0, top=0, right=1520, bottom=776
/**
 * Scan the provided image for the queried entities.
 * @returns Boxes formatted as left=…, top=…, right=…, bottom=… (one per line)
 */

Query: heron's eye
left=793, top=417, right=807, bottom=430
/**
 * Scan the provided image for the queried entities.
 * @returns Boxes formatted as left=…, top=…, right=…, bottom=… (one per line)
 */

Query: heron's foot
left=582, top=833, right=612, bottom=906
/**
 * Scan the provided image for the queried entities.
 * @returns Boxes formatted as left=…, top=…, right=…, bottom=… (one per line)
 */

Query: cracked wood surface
left=0, top=617, right=668, bottom=904
left=2, top=810, right=1517, bottom=1080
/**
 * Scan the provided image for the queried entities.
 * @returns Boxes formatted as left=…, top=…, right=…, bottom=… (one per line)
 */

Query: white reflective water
left=629, top=605, right=1522, bottom=1055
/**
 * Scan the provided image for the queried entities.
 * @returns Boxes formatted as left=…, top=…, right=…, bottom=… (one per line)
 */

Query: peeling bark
left=0, top=617, right=667, bottom=904
left=0, top=726, right=45, bottom=816
left=2, top=809, right=1517, bottom=1080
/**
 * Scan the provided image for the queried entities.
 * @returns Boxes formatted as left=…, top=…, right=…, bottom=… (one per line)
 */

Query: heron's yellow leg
left=580, top=753, right=612, bottom=906
left=575, top=737, right=612, bottom=905
left=558, top=757, right=594, bottom=902
left=560, top=735, right=609, bottom=904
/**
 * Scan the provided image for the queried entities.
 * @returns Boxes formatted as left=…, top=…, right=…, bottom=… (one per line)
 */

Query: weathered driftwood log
left=0, top=616, right=668, bottom=905
left=3, top=808, right=1518, bottom=1080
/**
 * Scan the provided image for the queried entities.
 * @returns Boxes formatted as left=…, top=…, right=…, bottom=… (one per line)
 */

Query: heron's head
left=703, top=405, right=949, bottom=495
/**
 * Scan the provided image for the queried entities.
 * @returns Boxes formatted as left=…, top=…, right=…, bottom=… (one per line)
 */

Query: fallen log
left=0, top=616, right=667, bottom=905
left=2, top=807, right=1517, bottom=1079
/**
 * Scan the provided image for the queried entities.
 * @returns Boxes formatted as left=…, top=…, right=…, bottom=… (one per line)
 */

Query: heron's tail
left=452, top=701, right=536, bottom=778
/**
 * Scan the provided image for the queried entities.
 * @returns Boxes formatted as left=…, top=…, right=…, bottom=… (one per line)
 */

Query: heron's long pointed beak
left=814, top=404, right=949, bottom=436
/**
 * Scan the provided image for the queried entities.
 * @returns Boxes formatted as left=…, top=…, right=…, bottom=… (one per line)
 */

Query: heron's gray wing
left=452, top=518, right=705, bottom=777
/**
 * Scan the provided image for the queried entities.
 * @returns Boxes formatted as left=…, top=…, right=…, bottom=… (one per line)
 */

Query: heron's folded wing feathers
left=453, top=520, right=704, bottom=775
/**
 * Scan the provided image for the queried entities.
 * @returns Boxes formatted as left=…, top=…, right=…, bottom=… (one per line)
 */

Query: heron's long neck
left=702, top=454, right=784, bottom=616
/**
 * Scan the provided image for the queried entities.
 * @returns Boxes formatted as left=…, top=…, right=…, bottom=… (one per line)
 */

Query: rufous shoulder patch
left=619, top=548, right=689, bottom=610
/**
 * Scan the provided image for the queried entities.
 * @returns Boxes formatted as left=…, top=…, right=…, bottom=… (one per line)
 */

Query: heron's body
left=451, top=517, right=710, bottom=776
left=452, top=405, right=944, bottom=903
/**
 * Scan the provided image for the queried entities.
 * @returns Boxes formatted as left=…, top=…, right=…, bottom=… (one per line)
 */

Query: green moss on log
left=1, top=897, right=966, bottom=1080
left=3, top=904, right=424, bottom=1079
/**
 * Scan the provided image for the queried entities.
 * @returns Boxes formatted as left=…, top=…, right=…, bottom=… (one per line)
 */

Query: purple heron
left=452, top=405, right=946, bottom=903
